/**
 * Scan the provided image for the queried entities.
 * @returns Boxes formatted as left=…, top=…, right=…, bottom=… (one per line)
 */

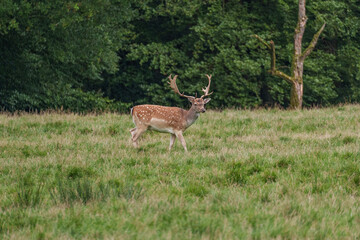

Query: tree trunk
left=290, top=0, right=307, bottom=109
left=254, top=0, right=325, bottom=109
left=290, top=81, right=303, bottom=109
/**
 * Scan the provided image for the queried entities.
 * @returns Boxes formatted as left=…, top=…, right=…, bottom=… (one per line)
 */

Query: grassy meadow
left=0, top=105, right=360, bottom=239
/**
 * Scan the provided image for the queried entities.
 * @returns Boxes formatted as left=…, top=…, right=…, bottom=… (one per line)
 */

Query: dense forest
left=1, top=0, right=359, bottom=112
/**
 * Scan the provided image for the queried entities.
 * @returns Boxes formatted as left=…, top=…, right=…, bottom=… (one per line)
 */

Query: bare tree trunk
left=254, top=0, right=325, bottom=109
left=290, top=81, right=303, bottom=109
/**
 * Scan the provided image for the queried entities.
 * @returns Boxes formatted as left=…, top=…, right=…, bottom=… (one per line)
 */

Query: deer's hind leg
left=169, top=134, right=176, bottom=151
left=130, top=128, right=137, bottom=138
left=130, top=125, right=148, bottom=148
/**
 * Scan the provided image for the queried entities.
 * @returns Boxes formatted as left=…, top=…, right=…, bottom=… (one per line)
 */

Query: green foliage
left=0, top=0, right=133, bottom=112
left=1, top=0, right=360, bottom=111
left=0, top=84, right=130, bottom=113
left=110, top=0, right=360, bottom=108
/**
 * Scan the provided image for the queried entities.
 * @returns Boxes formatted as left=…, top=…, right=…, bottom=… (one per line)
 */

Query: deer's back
left=131, top=105, right=187, bottom=131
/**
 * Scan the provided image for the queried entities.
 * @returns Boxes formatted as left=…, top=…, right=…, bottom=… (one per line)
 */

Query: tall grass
left=0, top=105, right=359, bottom=239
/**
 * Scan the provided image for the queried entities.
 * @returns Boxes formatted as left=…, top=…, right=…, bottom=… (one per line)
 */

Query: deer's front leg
left=169, top=134, right=176, bottom=151
left=175, top=131, right=187, bottom=152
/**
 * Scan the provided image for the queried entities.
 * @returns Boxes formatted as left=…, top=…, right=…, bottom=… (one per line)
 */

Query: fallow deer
left=130, top=74, right=213, bottom=151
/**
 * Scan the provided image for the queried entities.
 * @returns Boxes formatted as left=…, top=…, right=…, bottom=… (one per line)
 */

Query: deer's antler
left=201, top=74, right=213, bottom=99
left=168, top=75, right=195, bottom=100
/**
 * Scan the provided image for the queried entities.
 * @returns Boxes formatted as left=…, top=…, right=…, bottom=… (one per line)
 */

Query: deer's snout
left=201, top=108, right=206, bottom=113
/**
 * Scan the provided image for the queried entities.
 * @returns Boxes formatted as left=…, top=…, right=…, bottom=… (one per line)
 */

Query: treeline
left=1, top=0, right=359, bottom=112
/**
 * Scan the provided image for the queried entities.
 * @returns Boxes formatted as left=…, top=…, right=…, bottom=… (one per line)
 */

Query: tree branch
left=253, top=35, right=294, bottom=84
left=270, top=70, right=294, bottom=84
left=269, top=41, right=276, bottom=72
left=301, top=22, right=326, bottom=60
left=253, top=34, right=271, bottom=50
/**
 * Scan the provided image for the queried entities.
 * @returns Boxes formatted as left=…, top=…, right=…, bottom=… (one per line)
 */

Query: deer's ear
left=188, top=97, right=195, bottom=103
left=203, top=98, right=211, bottom=104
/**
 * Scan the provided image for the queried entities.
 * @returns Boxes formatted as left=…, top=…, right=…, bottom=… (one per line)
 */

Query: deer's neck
left=185, top=107, right=200, bottom=128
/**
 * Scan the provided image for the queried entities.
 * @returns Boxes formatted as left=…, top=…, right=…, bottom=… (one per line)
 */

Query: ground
left=0, top=105, right=359, bottom=239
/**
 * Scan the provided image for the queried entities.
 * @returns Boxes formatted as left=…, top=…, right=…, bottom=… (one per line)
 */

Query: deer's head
left=168, top=74, right=213, bottom=113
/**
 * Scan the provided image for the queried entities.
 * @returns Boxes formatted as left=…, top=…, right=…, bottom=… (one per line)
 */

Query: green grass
left=0, top=105, right=360, bottom=239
